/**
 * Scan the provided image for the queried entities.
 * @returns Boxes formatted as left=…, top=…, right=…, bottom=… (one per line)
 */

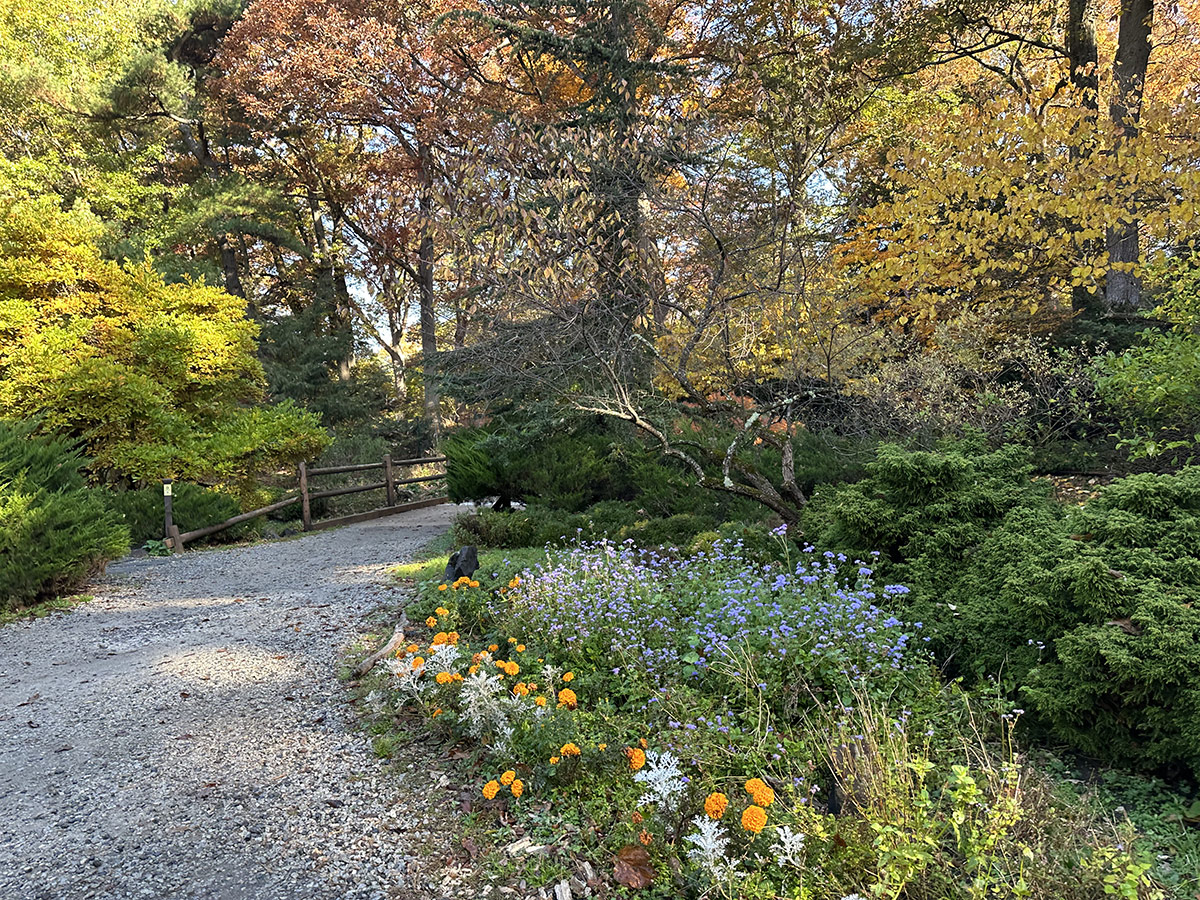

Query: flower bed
left=375, top=537, right=1161, bottom=899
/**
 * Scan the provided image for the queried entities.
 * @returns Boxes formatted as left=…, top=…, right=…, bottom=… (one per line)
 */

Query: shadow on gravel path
left=0, top=504, right=465, bottom=900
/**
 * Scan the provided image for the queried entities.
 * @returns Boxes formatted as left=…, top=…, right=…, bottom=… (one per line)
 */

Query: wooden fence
left=164, top=455, right=447, bottom=550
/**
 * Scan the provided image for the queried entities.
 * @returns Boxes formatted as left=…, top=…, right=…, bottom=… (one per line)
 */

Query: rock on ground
left=0, top=504, right=471, bottom=900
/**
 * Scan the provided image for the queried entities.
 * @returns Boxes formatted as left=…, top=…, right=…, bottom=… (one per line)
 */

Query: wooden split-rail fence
left=163, top=454, right=447, bottom=550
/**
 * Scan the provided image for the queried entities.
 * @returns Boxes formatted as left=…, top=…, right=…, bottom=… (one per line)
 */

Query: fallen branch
left=353, top=613, right=409, bottom=677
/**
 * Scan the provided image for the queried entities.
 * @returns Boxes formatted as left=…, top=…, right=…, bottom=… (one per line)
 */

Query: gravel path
left=0, top=505, right=467, bottom=900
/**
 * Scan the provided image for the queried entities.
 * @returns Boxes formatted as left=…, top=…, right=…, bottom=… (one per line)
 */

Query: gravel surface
left=0, top=505, right=474, bottom=900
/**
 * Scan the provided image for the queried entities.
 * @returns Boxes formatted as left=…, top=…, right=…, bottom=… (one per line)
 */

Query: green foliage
left=107, top=482, right=243, bottom=545
left=446, top=418, right=763, bottom=528
left=1018, top=472, right=1200, bottom=774
left=1098, top=253, right=1200, bottom=461
left=801, top=441, right=1050, bottom=597
left=0, top=421, right=128, bottom=610
left=445, top=421, right=625, bottom=511
left=260, top=297, right=393, bottom=429
left=805, top=442, right=1200, bottom=777
left=0, top=194, right=329, bottom=484
left=450, top=503, right=720, bottom=551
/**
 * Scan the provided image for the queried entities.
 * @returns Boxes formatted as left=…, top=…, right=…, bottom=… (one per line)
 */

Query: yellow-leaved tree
left=836, top=86, right=1200, bottom=335
left=0, top=194, right=329, bottom=488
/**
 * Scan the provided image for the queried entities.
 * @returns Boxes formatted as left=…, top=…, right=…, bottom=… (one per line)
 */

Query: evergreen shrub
left=0, top=422, right=128, bottom=609
left=451, top=503, right=720, bottom=550
left=803, top=442, right=1200, bottom=776
left=107, top=483, right=244, bottom=545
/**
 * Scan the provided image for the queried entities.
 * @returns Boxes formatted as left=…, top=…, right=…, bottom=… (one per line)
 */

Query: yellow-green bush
left=0, top=196, right=329, bottom=485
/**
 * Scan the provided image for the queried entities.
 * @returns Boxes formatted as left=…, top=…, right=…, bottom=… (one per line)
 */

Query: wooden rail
left=165, top=453, right=447, bottom=550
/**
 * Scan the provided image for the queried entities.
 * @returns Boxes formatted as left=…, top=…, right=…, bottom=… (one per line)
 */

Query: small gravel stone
left=0, top=505, right=468, bottom=900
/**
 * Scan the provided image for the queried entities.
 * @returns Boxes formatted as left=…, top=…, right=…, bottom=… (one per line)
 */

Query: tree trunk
left=1105, top=0, right=1154, bottom=314
left=386, top=306, right=408, bottom=402
left=1066, top=0, right=1099, bottom=108
left=1067, top=0, right=1102, bottom=316
left=218, top=233, right=247, bottom=302
left=177, top=120, right=246, bottom=305
left=310, top=196, right=355, bottom=378
left=417, top=141, right=441, bottom=447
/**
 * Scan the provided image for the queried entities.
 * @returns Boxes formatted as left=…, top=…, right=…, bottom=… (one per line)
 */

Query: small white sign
left=163, top=483, right=173, bottom=497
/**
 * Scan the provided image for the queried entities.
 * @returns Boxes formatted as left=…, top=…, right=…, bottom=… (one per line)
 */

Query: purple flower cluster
left=681, top=546, right=921, bottom=683
left=506, top=539, right=923, bottom=692
left=508, top=541, right=684, bottom=681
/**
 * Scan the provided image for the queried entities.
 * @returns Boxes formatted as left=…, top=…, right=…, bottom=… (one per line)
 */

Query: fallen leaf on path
left=614, top=845, right=653, bottom=889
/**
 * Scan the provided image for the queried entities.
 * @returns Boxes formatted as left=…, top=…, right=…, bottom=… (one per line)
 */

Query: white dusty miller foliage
left=385, top=658, right=425, bottom=698
left=772, top=825, right=807, bottom=868
left=426, top=642, right=461, bottom=674
left=633, top=750, right=685, bottom=808
left=458, top=669, right=515, bottom=743
left=684, top=816, right=738, bottom=880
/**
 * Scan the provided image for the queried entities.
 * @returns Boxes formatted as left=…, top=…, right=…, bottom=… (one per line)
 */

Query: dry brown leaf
left=614, top=844, right=654, bottom=889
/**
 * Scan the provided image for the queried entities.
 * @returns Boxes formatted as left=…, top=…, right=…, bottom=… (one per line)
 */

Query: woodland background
left=3, top=1, right=1200, bottom=895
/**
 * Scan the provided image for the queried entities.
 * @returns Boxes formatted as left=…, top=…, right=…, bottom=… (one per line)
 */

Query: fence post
left=299, top=461, right=312, bottom=531
left=163, top=479, right=174, bottom=539
left=163, top=479, right=183, bottom=552
left=383, top=454, right=396, bottom=507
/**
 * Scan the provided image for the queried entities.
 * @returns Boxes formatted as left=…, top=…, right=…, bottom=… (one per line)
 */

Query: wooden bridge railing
left=164, top=454, right=447, bottom=550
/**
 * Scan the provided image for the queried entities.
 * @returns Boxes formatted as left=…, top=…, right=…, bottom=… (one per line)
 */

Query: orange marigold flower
left=435, top=607, right=449, bottom=616
left=639, top=738, right=648, bottom=749
left=411, top=656, right=425, bottom=669
left=431, top=708, right=443, bottom=718
left=500, top=770, right=516, bottom=786
left=405, top=644, right=419, bottom=655
left=488, top=644, right=499, bottom=652
left=631, top=811, right=643, bottom=824
left=437, top=584, right=448, bottom=591
left=549, top=756, right=560, bottom=765
left=508, top=637, right=517, bottom=643
left=627, top=747, right=646, bottom=771
left=482, top=780, right=500, bottom=800
left=510, top=778, right=524, bottom=798
left=704, top=792, right=729, bottom=820
left=450, top=673, right=463, bottom=682
left=744, top=778, right=775, bottom=808
left=504, top=661, right=520, bottom=677
left=535, top=696, right=547, bottom=707
left=562, top=671, right=574, bottom=683
left=447, top=631, right=459, bottom=644
left=426, top=616, right=437, bottom=628
left=431, top=631, right=449, bottom=646
left=639, top=829, right=652, bottom=846
left=469, top=580, right=480, bottom=588
left=528, top=683, right=537, bottom=690
left=435, top=672, right=453, bottom=685
left=598, top=743, right=607, bottom=751
left=557, top=688, right=577, bottom=709
left=508, top=577, right=521, bottom=588
left=516, top=644, right=526, bottom=652
left=560, top=742, right=581, bottom=757
left=468, top=665, right=479, bottom=675
left=741, top=805, right=768, bottom=834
